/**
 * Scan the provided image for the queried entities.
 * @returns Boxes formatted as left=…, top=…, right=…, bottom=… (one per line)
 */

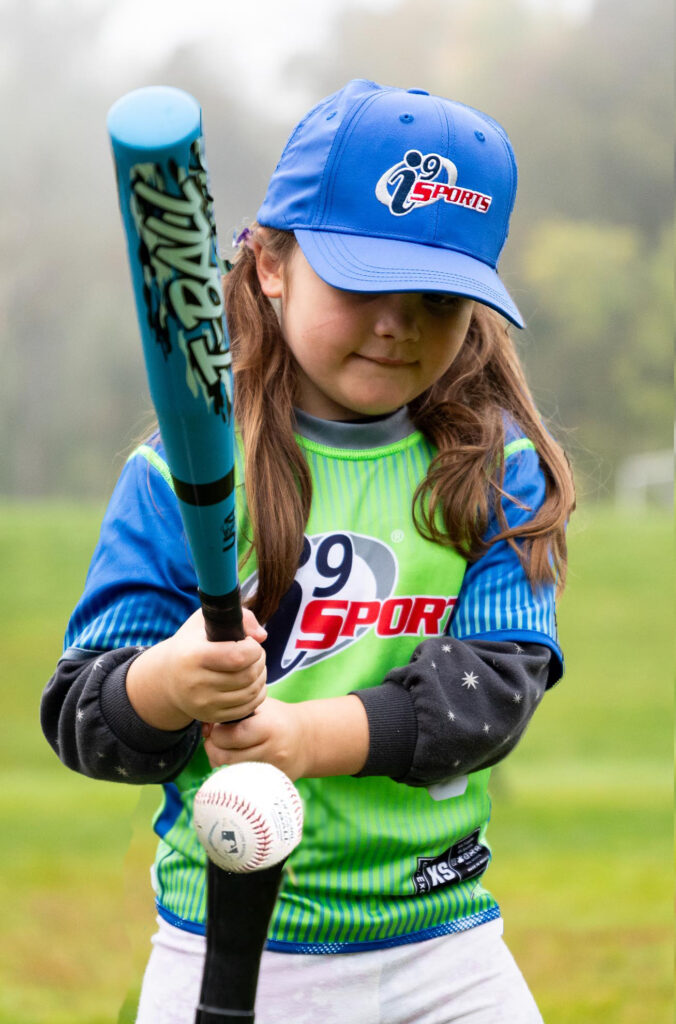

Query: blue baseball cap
left=257, top=79, right=523, bottom=328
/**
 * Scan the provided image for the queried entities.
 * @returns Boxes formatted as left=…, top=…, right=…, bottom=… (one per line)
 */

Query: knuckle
left=245, top=686, right=262, bottom=708
left=245, top=683, right=262, bottom=707
left=206, top=749, right=229, bottom=768
left=225, top=648, right=245, bottom=672
left=193, top=693, right=211, bottom=717
left=245, top=664, right=261, bottom=685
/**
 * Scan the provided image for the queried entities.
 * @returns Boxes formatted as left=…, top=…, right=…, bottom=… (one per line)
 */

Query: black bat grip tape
left=195, top=1009, right=253, bottom=1023
left=194, top=587, right=281, bottom=1023
left=199, top=586, right=253, bottom=722
left=194, top=859, right=287, bottom=1023
left=199, top=587, right=245, bottom=643
left=195, top=1007, right=253, bottom=1023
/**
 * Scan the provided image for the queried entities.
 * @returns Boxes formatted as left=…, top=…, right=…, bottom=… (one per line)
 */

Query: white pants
left=135, top=915, right=543, bottom=1024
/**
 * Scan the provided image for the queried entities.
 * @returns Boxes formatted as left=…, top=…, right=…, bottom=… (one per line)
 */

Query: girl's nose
left=372, top=293, right=421, bottom=341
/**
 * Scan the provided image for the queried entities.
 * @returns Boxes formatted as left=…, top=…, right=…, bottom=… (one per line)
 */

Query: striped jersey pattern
left=63, top=413, right=561, bottom=952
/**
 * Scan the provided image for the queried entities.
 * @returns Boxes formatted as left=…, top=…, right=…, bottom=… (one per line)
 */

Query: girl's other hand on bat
left=203, top=698, right=310, bottom=780
left=126, top=607, right=268, bottom=731
left=203, top=694, right=370, bottom=782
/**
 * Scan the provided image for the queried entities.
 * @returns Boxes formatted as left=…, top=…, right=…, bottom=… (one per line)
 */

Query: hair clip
left=233, top=226, right=254, bottom=249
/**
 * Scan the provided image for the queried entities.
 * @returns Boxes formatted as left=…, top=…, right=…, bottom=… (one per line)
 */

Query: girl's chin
left=329, top=395, right=407, bottom=418
left=298, top=379, right=417, bottom=419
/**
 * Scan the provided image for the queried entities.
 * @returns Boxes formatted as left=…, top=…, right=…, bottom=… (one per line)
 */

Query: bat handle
left=199, top=588, right=245, bottom=643
left=195, top=586, right=275, bottom=1024
left=199, top=587, right=252, bottom=723
left=194, top=859, right=286, bottom=1023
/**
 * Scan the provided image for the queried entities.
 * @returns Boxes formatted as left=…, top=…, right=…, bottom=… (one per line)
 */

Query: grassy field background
left=0, top=500, right=672, bottom=1023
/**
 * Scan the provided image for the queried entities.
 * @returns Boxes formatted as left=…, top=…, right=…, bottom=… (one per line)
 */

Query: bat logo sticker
left=129, top=141, right=234, bottom=421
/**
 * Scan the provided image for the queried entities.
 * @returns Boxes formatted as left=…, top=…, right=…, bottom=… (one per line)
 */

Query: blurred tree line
left=2, top=0, right=671, bottom=499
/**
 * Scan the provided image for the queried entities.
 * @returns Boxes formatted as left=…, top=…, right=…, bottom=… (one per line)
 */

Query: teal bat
left=108, top=85, right=242, bottom=641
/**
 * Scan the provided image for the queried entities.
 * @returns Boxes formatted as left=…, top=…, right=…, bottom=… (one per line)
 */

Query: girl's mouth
left=358, top=355, right=415, bottom=367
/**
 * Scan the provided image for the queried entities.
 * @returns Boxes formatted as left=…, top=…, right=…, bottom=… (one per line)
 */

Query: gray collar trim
left=293, top=406, right=416, bottom=449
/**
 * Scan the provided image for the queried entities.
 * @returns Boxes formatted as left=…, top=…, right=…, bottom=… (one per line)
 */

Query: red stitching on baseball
left=195, top=769, right=303, bottom=869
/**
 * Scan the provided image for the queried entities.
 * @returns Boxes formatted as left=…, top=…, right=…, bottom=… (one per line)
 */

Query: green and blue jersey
left=62, top=408, right=561, bottom=952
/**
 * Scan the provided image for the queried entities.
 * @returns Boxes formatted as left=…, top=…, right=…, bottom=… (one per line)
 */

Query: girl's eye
left=423, top=293, right=464, bottom=315
left=423, top=293, right=460, bottom=309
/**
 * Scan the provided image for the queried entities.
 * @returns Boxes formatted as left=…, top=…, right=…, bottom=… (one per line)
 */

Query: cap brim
left=295, top=229, right=524, bottom=328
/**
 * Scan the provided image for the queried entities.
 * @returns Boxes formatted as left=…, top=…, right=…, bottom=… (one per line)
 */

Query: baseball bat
left=108, top=86, right=284, bottom=1024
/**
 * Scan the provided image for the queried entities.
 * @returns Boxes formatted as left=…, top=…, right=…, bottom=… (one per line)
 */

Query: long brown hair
left=225, top=227, right=575, bottom=623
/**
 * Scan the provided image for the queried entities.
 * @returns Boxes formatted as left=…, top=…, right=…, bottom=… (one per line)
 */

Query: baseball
left=193, top=762, right=304, bottom=873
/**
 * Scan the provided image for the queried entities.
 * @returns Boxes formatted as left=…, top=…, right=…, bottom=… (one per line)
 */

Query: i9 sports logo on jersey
left=241, top=531, right=457, bottom=684
left=375, top=149, right=492, bottom=217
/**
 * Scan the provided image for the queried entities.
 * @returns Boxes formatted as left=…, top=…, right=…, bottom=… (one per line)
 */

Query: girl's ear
left=254, top=240, right=284, bottom=299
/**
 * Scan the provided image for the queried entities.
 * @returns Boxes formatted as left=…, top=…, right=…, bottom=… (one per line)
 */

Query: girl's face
left=256, top=242, right=474, bottom=421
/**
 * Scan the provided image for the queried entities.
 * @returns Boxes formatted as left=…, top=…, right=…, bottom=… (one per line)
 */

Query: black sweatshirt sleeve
left=352, top=638, right=550, bottom=786
left=40, top=649, right=202, bottom=784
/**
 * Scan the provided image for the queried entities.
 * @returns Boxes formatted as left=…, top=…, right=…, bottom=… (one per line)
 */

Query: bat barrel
left=108, top=87, right=242, bottom=617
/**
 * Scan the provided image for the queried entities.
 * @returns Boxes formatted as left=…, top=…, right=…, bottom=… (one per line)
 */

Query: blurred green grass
left=0, top=501, right=672, bottom=1023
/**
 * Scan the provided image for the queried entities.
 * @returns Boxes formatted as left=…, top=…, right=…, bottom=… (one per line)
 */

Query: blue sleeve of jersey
left=448, top=438, right=564, bottom=686
left=64, top=438, right=200, bottom=655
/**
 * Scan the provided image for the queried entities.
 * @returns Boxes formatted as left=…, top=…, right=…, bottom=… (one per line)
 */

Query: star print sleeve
left=353, top=638, right=550, bottom=784
left=41, top=435, right=202, bottom=783
left=41, top=648, right=201, bottom=784
left=353, top=427, right=563, bottom=785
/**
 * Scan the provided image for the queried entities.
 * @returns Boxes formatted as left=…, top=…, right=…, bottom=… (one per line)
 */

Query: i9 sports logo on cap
left=375, top=149, right=493, bottom=217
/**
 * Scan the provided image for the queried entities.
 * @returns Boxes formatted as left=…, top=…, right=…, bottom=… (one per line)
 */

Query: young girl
left=42, top=80, right=574, bottom=1023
